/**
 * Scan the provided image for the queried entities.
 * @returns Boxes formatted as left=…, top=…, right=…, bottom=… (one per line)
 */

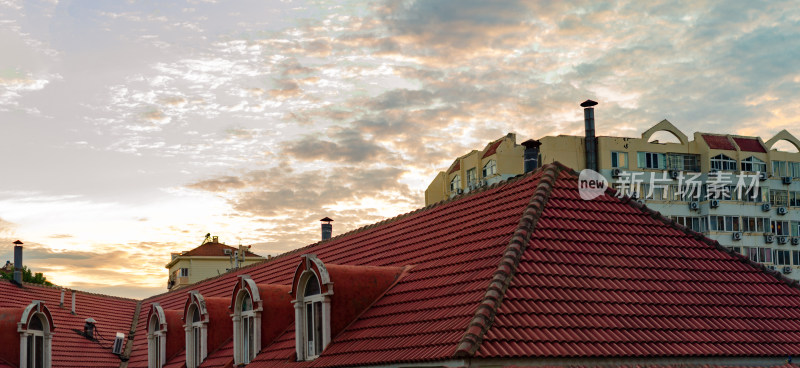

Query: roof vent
left=84, top=318, right=97, bottom=340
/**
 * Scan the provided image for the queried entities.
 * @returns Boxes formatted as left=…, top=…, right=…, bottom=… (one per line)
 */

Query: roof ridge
left=552, top=162, right=800, bottom=292
left=453, top=163, right=562, bottom=357
left=0, top=278, right=139, bottom=302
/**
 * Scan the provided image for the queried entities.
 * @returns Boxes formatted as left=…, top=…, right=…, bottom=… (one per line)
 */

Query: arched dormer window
left=291, top=255, right=332, bottom=361
left=231, top=275, right=263, bottom=365
left=741, top=156, right=767, bottom=173
left=711, top=154, right=736, bottom=171
left=184, top=292, right=208, bottom=368
left=19, top=301, right=54, bottom=368
left=147, top=303, right=167, bottom=368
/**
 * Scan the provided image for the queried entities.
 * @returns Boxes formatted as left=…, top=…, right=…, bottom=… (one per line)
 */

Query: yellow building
left=166, top=237, right=266, bottom=290
left=424, top=100, right=800, bottom=279
left=424, top=133, right=531, bottom=206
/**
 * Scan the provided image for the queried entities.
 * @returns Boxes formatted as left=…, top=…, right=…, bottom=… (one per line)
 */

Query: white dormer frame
left=184, top=291, right=208, bottom=368
left=231, top=275, right=263, bottom=365
left=291, top=255, right=333, bottom=361
left=147, top=303, right=167, bottom=368
left=18, top=301, right=54, bottom=368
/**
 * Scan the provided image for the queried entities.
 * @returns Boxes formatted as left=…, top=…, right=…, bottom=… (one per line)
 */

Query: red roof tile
left=448, top=161, right=461, bottom=174
left=126, top=163, right=800, bottom=368
left=482, top=138, right=504, bottom=159
left=733, top=137, right=767, bottom=153
left=178, top=242, right=261, bottom=258
left=0, top=281, right=138, bottom=368
left=702, top=134, right=736, bottom=150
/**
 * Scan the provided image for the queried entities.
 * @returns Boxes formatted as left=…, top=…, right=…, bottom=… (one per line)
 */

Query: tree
left=0, top=265, right=53, bottom=286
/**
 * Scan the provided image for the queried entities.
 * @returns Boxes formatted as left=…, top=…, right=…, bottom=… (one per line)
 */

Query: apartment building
left=166, top=236, right=265, bottom=290
left=425, top=101, right=800, bottom=279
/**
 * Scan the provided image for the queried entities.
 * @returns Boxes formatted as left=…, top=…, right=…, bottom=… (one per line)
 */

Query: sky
left=1, top=0, right=799, bottom=299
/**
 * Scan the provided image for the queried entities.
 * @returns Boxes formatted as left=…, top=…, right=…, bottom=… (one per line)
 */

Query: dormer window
left=19, top=301, right=54, bottom=368
left=231, top=276, right=262, bottom=366
left=184, top=292, right=208, bottom=368
left=240, top=293, right=255, bottom=362
left=291, top=255, right=332, bottom=361
left=147, top=304, right=167, bottom=368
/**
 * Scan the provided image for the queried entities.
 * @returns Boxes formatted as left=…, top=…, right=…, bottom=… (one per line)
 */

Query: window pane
left=35, top=336, right=43, bottom=368
left=314, top=302, right=323, bottom=355
left=304, top=274, right=320, bottom=296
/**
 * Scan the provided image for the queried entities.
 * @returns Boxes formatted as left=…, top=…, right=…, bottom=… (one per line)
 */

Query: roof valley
left=454, top=164, right=562, bottom=357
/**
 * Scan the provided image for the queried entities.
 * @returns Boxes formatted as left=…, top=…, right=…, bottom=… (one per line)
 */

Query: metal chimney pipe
left=320, top=217, right=333, bottom=241
left=13, top=240, right=23, bottom=285
left=521, top=139, right=541, bottom=173
left=581, top=100, right=599, bottom=171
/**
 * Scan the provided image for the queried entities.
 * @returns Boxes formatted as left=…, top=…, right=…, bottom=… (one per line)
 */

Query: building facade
left=425, top=103, right=800, bottom=280
left=424, top=133, right=529, bottom=206
left=166, top=238, right=265, bottom=291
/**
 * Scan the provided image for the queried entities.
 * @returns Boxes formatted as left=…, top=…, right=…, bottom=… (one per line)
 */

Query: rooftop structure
left=166, top=238, right=265, bottom=291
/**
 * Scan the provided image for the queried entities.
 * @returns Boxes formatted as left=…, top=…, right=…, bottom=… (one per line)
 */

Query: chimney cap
left=13, top=240, right=23, bottom=245
left=320, top=217, right=334, bottom=223
left=580, top=100, right=598, bottom=108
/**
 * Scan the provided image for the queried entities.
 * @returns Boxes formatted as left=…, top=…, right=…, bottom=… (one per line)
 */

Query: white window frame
left=179, top=268, right=189, bottom=277
left=741, top=156, right=767, bottom=173
left=292, top=255, right=332, bottom=362
left=147, top=304, right=167, bottom=368
left=611, top=151, right=628, bottom=169
left=637, top=152, right=666, bottom=169
left=231, top=276, right=263, bottom=366
left=18, top=301, right=53, bottom=368
left=466, top=168, right=477, bottom=187
left=482, top=160, right=497, bottom=177
left=710, top=154, right=737, bottom=171
left=449, top=175, right=460, bottom=193
left=184, top=292, right=208, bottom=368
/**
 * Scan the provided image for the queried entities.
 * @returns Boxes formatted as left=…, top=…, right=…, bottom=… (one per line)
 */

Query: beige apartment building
left=166, top=236, right=265, bottom=290
left=426, top=101, right=800, bottom=279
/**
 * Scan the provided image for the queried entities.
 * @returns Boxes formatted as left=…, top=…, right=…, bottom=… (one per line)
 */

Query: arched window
left=232, top=287, right=260, bottom=365
left=741, top=156, right=767, bottom=173
left=710, top=154, right=736, bottom=171
left=184, top=292, right=208, bottom=368
left=147, top=304, right=166, bottom=368
left=19, top=301, right=53, bottom=368
left=482, top=160, right=497, bottom=177
left=450, top=175, right=460, bottom=193
left=291, top=255, right=332, bottom=361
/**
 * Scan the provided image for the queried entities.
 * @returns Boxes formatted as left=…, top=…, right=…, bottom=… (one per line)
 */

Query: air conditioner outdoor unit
left=779, top=236, right=789, bottom=245
left=793, top=237, right=800, bottom=246
left=783, top=176, right=792, bottom=185
left=112, top=332, right=125, bottom=355
left=709, top=199, right=719, bottom=208
left=767, top=265, right=777, bottom=271
left=759, top=172, right=768, bottom=181
left=777, top=207, right=788, bottom=215
left=689, top=202, right=700, bottom=211
left=784, top=266, right=793, bottom=274
left=765, top=234, right=775, bottom=243
left=732, top=232, right=742, bottom=241
left=612, top=169, right=621, bottom=178
left=669, top=170, right=680, bottom=180
left=762, top=203, right=772, bottom=212
left=456, top=188, right=463, bottom=194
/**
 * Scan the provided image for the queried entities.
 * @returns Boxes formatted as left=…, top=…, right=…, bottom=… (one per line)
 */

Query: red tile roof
left=447, top=161, right=460, bottom=174
left=0, top=280, right=138, bottom=368
left=126, top=163, right=800, bottom=368
left=702, top=134, right=736, bottom=150
left=482, top=138, right=504, bottom=159
left=733, top=137, right=767, bottom=153
left=178, top=242, right=261, bottom=258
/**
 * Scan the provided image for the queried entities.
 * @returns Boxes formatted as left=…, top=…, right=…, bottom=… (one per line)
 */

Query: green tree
left=0, top=265, right=53, bottom=286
